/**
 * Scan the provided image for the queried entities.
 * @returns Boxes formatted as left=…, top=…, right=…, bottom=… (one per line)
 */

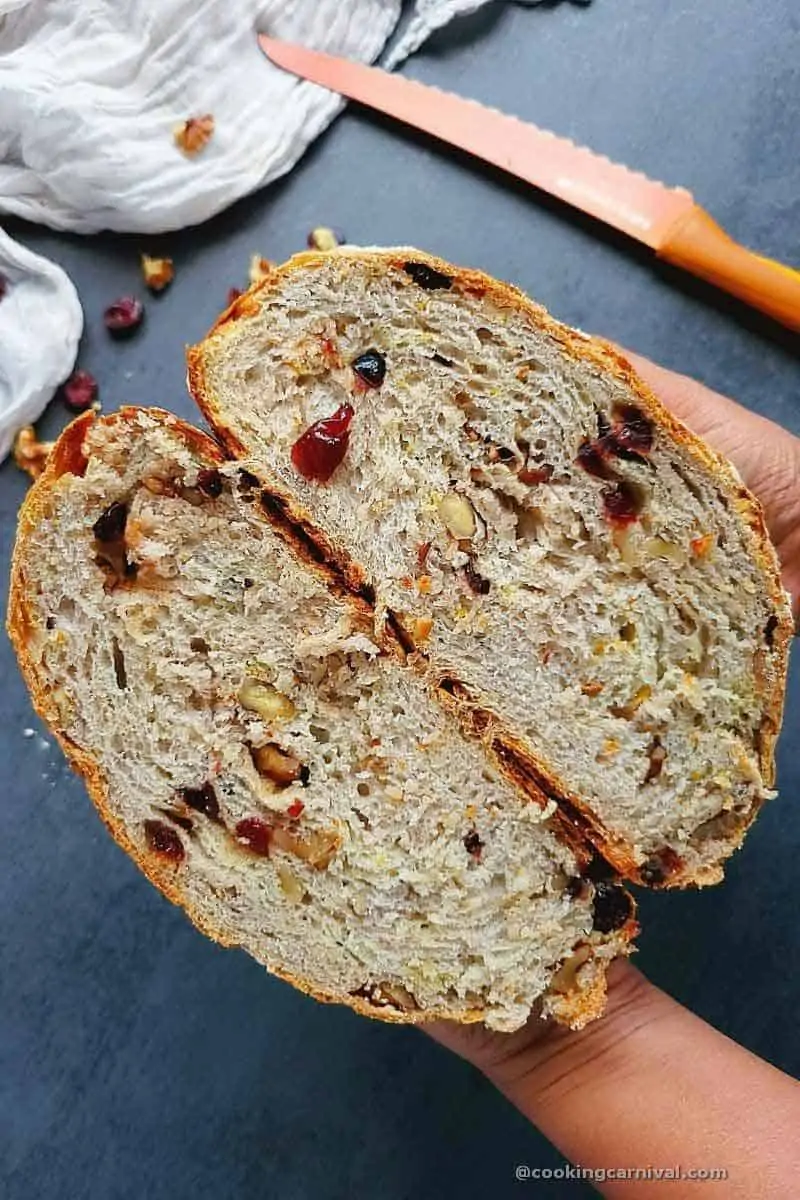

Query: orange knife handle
left=658, top=205, right=800, bottom=332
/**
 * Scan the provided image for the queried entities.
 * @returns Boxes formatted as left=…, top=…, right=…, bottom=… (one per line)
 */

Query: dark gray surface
left=2, top=2, right=799, bottom=1197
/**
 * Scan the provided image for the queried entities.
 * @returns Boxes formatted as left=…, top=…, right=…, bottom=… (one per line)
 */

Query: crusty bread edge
left=7, top=406, right=635, bottom=1032
left=186, top=247, right=793, bottom=888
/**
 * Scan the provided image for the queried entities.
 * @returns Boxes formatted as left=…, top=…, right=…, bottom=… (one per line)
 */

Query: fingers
left=621, top=350, right=800, bottom=614
left=623, top=352, right=755, bottom=439
left=621, top=351, right=795, bottom=468
left=422, top=961, right=657, bottom=1087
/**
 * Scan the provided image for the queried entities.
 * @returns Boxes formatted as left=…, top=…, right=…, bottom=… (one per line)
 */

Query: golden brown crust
left=8, top=405, right=630, bottom=1032
left=187, top=248, right=792, bottom=889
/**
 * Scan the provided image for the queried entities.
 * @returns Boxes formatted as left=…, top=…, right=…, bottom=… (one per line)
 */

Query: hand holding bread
left=8, top=250, right=793, bottom=1033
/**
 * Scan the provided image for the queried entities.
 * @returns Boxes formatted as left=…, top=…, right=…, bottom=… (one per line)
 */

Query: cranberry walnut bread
left=8, top=409, right=637, bottom=1033
left=188, top=248, right=792, bottom=889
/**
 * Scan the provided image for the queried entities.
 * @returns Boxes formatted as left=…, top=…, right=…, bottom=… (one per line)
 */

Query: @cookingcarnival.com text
left=514, top=1164, right=728, bottom=1183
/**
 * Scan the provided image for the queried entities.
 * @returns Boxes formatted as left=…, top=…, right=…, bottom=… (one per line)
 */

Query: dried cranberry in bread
left=7, top=408, right=635, bottom=1032
left=188, top=248, right=792, bottom=888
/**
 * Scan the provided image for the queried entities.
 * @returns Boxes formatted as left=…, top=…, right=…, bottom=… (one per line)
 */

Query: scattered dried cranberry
left=578, top=407, right=653, bottom=478
left=196, top=467, right=223, bottom=497
left=104, top=296, right=144, bottom=337
left=518, top=464, right=554, bottom=486
left=93, top=501, right=127, bottom=543
left=403, top=261, right=453, bottom=290
left=565, top=876, right=589, bottom=899
left=576, top=440, right=612, bottom=479
left=144, top=819, right=185, bottom=862
left=602, top=481, right=642, bottom=527
left=463, top=829, right=484, bottom=860
left=291, top=403, right=354, bottom=483
left=351, top=350, right=386, bottom=389
left=612, top=405, right=653, bottom=455
left=287, top=799, right=305, bottom=820
left=227, top=287, right=243, bottom=306
left=238, top=469, right=259, bottom=491
left=235, top=817, right=272, bottom=856
left=162, top=809, right=194, bottom=833
left=592, top=882, right=632, bottom=933
left=62, top=370, right=98, bottom=412
left=463, top=559, right=491, bottom=595
left=179, top=782, right=220, bottom=822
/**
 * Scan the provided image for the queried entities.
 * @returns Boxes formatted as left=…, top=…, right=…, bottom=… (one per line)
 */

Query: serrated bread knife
left=259, top=36, right=800, bottom=333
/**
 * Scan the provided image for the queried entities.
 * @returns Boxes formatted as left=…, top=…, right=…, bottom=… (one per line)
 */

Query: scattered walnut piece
left=438, top=492, right=477, bottom=539
left=14, top=426, right=53, bottom=480
left=375, top=981, right=419, bottom=1011
left=272, top=823, right=340, bottom=870
left=307, top=226, right=344, bottom=252
left=141, top=255, right=174, bottom=293
left=248, top=254, right=274, bottom=285
left=352, top=981, right=418, bottom=1011
left=581, top=680, right=605, bottom=698
left=550, top=943, right=592, bottom=993
left=239, top=680, right=296, bottom=723
left=251, top=742, right=307, bottom=787
left=174, top=114, right=215, bottom=155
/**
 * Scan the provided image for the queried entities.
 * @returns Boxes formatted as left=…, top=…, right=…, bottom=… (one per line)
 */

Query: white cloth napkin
left=0, top=227, right=82, bottom=460
left=0, top=0, right=499, bottom=457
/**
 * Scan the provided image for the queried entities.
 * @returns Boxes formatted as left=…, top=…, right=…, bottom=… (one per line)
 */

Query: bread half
left=8, top=408, right=636, bottom=1032
left=188, top=248, right=793, bottom=888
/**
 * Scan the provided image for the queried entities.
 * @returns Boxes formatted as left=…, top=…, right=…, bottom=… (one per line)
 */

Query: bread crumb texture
left=190, top=248, right=791, bottom=887
left=9, top=409, right=633, bottom=1032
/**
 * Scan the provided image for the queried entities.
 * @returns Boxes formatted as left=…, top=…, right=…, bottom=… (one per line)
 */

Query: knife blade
left=258, top=36, right=800, bottom=332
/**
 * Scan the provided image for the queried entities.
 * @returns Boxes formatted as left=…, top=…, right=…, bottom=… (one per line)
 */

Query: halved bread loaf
left=188, top=248, right=793, bottom=888
left=8, top=408, right=637, bottom=1032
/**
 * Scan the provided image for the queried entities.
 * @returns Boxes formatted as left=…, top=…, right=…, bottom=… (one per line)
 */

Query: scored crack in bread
left=8, top=408, right=637, bottom=1033
left=188, top=248, right=793, bottom=889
